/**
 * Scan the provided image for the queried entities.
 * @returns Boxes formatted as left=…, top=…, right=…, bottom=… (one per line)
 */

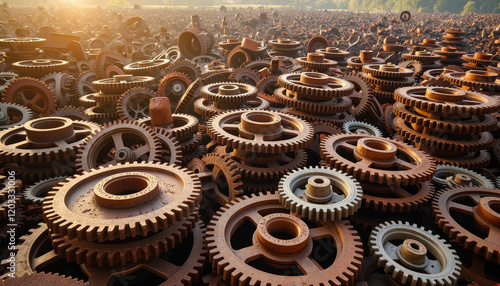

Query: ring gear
left=342, top=121, right=382, bottom=137
left=23, top=176, right=68, bottom=206
left=43, top=162, right=202, bottom=242
left=369, top=221, right=461, bottom=286
left=0, top=102, right=33, bottom=130
left=117, top=87, right=158, bottom=120
left=278, top=166, right=362, bottom=221
left=2, top=77, right=57, bottom=116
left=432, top=186, right=500, bottom=263
left=75, top=120, right=162, bottom=172
left=431, top=165, right=494, bottom=189
left=320, top=134, right=436, bottom=186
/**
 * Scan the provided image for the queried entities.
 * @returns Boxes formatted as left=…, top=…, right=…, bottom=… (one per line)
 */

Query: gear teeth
left=117, top=87, right=158, bottom=121
left=164, top=59, right=202, bottom=80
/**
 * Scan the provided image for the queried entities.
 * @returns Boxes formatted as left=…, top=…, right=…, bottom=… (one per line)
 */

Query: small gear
left=164, top=59, right=202, bottom=80
left=84, top=104, right=118, bottom=122
left=320, top=134, right=436, bottom=186
left=2, top=77, right=57, bottom=116
left=12, top=59, right=70, bottom=76
left=307, top=35, right=330, bottom=53
left=157, top=72, right=192, bottom=109
left=117, top=87, right=158, bottom=120
left=22, top=176, right=68, bottom=206
left=43, top=162, right=202, bottom=242
left=432, top=186, right=500, bottom=264
left=369, top=221, right=461, bottom=286
left=362, top=64, right=414, bottom=78
left=431, top=165, right=494, bottom=189
left=75, top=120, right=162, bottom=172
left=0, top=102, right=33, bottom=130
left=92, top=75, right=155, bottom=94
left=206, top=193, right=364, bottom=286
left=394, top=86, right=500, bottom=116
left=0, top=117, right=99, bottom=165
left=123, top=58, right=170, bottom=75
left=342, top=120, right=382, bottom=136
left=229, top=68, right=261, bottom=85
left=0, top=72, right=19, bottom=92
left=278, top=72, right=355, bottom=100
left=360, top=72, right=415, bottom=89
left=75, top=71, right=96, bottom=97
left=120, top=16, right=149, bottom=38
left=401, top=52, right=441, bottom=63
left=315, top=47, right=350, bottom=61
left=49, top=105, right=90, bottom=121
left=462, top=53, right=496, bottom=66
left=278, top=166, right=362, bottom=221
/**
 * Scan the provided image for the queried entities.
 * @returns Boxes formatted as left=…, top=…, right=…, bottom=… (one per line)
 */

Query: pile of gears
left=0, top=6, right=499, bottom=286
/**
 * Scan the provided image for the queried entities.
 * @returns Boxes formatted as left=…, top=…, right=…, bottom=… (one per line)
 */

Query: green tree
left=105, top=0, right=132, bottom=7
left=462, top=0, right=477, bottom=13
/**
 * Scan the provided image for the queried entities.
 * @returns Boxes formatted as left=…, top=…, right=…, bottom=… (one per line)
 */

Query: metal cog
left=398, top=60, right=423, bottom=79
left=229, top=68, right=261, bottom=86
left=194, top=97, right=269, bottom=118
left=369, top=221, right=461, bottom=286
left=92, top=75, right=155, bottom=94
left=12, top=59, right=70, bottom=77
left=362, top=64, right=414, bottom=79
left=382, top=104, right=396, bottom=137
left=0, top=117, right=99, bottom=165
left=342, top=73, right=375, bottom=119
left=442, top=70, right=500, bottom=92
left=174, top=78, right=202, bottom=115
left=320, top=134, right=436, bottom=186
left=157, top=72, right=192, bottom=109
left=227, top=46, right=254, bottom=69
left=93, top=50, right=129, bottom=79
left=43, top=162, right=201, bottom=242
left=0, top=102, right=33, bottom=130
left=0, top=272, right=87, bottom=286
left=139, top=113, right=198, bottom=142
left=278, top=166, right=362, bottom=221
left=432, top=150, right=490, bottom=171
left=281, top=107, right=355, bottom=126
left=49, top=105, right=90, bottom=121
left=2, top=77, right=57, bottom=117
left=206, top=193, right=364, bottom=286
left=274, top=87, right=352, bottom=115
left=278, top=73, right=355, bottom=99
left=200, top=82, right=257, bottom=105
left=123, top=59, right=170, bottom=75
left=0, top=72, right=18, bottom=93
left=207, top=109, right=313, bottom=154
left=154, top=128, right=183, bottom=166
left=75, top=120, right=162, bottom=172
left=431, top=165, right=494, bottom=189
left=432, top=186, right=500, bottom=264
left=342, top=121, right=382, bottom=137
left=164, top=59, right=202, bottom=81
left=256, top=76, right=281, bottom=105
left=23, top=176, right=68, bottom=206
left=40, top=72, right=75, bottom=106
left=307, top=35, right=330, bottom=53
left=116, top=87, right=158, bottom=120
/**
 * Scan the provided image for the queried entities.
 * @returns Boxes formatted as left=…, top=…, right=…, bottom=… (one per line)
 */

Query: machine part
left=342, top=121, right=382, bottom=137
left=307, top=35, right=330, bottom=53
left=164, top=59, right=202, bottom=81
left=194, top=97, right=269, bottom=118
left=278, top=72, right=354, bottom=100
left=200, top=82, right=257, bottom=107
left=0, top=37, right=46, bottom=50
left=0, top=72, right=18, bottom=91
left=320, top=134, right=436, bottom=186
left=120, top=16, right=149, bottom=38
left=178, top=28, right=210, bottom=59
left=432, top=150, right=490, bottom=171
left=117, top=87, right=158, bottom=120
left=75, top=120, right=162, bottom=172
left=362, top=64, right=413, bottom=79
left=227, top=46, right=253, bottom=69
left=0, top=117, right=99, bottom=165
left=206, top=193, right=364, bottom=285
left=75, top=71, right=96, bottom=97
left=43, top=162, right=201, bottom=242
left=343, top=73, right=375, bottom=119
left=93, top=50, right=129, bottom=79
left=398, top=60, right=423, bottom=79
left=2, top=77, right=57, bottom=116
left=123, top=59, right=170, bottom=75
left=281, top=107, right=355, bottom=126
left=92, top=75, right=155, bottom=94
left=369, top=221, right=461, bottom=286
left=432, top=186, right=500, bottom=263
left=431, top=165, right=494, bottom=189
left=382, top=104, right=396, bottom=137
left=256, top=76, right=281, bottom=105
left=49, top=106, right=90, bottom=121
left=278, top=166, right=362, bottom=221
left=154, top=128, right=183, bottom=166
left=0, top=102, right=33, bottom=130
left=394, top=86, right=500, bottom=116
left=139, top=113, right=198, bottom=142
left=442, top=70, right=500, bottom=92
left=12, top=59, right=70, bottom=76
left=174, top=78, right=202, bottom=115
left=23, top=176, right=67, bottom=205
left=80, top=220, right=206, bottom=285
left=0, top=272, right=87, bottom=286
left=229, top=68, right=261, bottom=86
left=40, top=72, right=75, bottom=106
left=296, top=53, right=338, bottom=72
left=157, top=72, right=192, bottom=110
left=207, top=109, right=313, bottom=154
left=274, top=88, right=352, bottom=115
left=400, top=11, right=411, bottom=22
left=85, top=104, right=118, bottom=122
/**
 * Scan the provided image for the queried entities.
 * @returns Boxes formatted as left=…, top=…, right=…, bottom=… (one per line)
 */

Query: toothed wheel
left=431, top=165, right=494, bottom=189
left=432, top=186, right=500, bottom=264
left=93, top=50, right=130, bottom=80
left=117, top=87, right=158, bottom=120
left=342, top=121, right=382, bottom=137
left=320, top=134, right=436, bottom=186
left=229, top=68, right=261, bottom=86
left=0, top=272, right=87, bottom=286
left=92, top=75, right=155, bottom=94
left=164, top=59, right=202, bottom=80
left=307, top=35, right=330, bottom=53
left=75, top=120, right=162, bottom=172
left=43, top=162, right=202, bottom=242
left=278, top=72, right=355, bottom=100
left=23, top=176, right=68, bottom=205
left=123, top=59, right=170, bottom=75
left=75, top=71, right=96, bottom=97
left=206, top=193, right=364, bottom=286
left=200, top=82, right=257, bottom=107
left=343, top=73, right=375, bottom=119
left=278, top=166, right=362, bottom=221
left=2, top=77, right=57, bottom=117
left=157, top=72, right=192, bottom=110
left=40, top=72, right=76, bottom=106
left=174, top=78, right=203, bottom=115
left=12, top=59, right=70, bottom=77
left=369, top=221, right=461, bottom=286
left=139, top=113, right=198, bottom=142
left=0, top=102, right=33, bottom=130
left=49, top=106, right=90, bottom=121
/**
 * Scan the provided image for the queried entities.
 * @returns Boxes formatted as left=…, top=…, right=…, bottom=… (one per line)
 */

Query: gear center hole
left=105, top=178, right=148, bottom=196
left=267, top=220, right=300, bottom=240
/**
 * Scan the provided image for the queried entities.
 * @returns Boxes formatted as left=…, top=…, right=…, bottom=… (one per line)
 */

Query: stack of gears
left=295, top=52, right=338, bottom=74
left=441, top=69, right=500, bottom=93
left=432, top=46, right=465, bottom=66
left=461, top=52, right=498, bottom=71
left=347, top=50, right=385, bottom=71
left=315, top=46, right=350, bottom=70
left=414, top=38, right=440, bottom=50
left=0, top=37, right=45, bottom=62
left=359, top=63, right=415, bottom=103
left=441, top=28, right=467, bottom=47
left=268, top=38, right=302, bottom=57
left=392, top=86, right=500, bottom=170
left=274, top=72, right=356, bottom=125
left=401, top=50, right=442, bottom=71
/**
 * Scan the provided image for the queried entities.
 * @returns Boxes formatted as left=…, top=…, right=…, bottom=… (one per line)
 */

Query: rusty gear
left=487, top=64, right=500, bottom=74
left=23, top=176, right=67, bottom=205
left=278, top=72, right=354, bottom=100
left=227, top=46, right=254, bottom=69
left=92, top=75, right=155, bottom=94
left=12, top=59, right=69, bottom=76
left=154, top=128, right=182, bottom=166
left=85, top=104, right=118, bottom=122
left=308, top=121, right=342, bottom=155
left=362, top=64, right=414, bottom=79
left=206, top=193, right=363, bottom=286
left=2, top=77, right=57, bottom=116
left=316, top=47, right=350, bottom=62
left=51, top=213, right=197, bottom=266
left=194, top=97, right=269, bottom=118
left=296, top=53, right=338, bottom=72
left=398, top=60, right=424, bottom=79
left=174, top=78, right=202, bottom=115
left=394, top=86, right=500, bottom=116
left=178, top=28, right=211, bottom=59
left=0, top=102, right=33, bottom=130
left=164, top=59, right=202, bottom=81
left=139, top=113, right=198, bottom=142
left=342, top=121, right=382, bottom=136
left=75, top=71, right=96, bottom=97
left=40, top=72, right=75, bottom=106
left=229, top=68, right=261, bottom=86
left=43, top=162, right=201, bottom=242
left=123, top=59, right=170, bottom=75
left=93, top=50, right=129, bottom=80
left=432, top=186, right=500, bottom=264
left=207, top=109, right=313, bottom=154
left=342, top=73, right=375, bottom=119
left=281, top=107, right=355, bottom=126
left=256, top=76, right=281, bottom=105
left=200, top=82, right=257, bottom=106
left=80, top=220, right=206, bottom=285
left=431, top=165, right=494, bottom=189
left=278, top=166, right=362, bottom=221
left=442, top=70, right=500, bottom=92
left=402, top=52, right=441, bottom=63
left=432, top=150, right=490, bottom=171
left=117, top=87, right=158, bottom=121
left=274, top=87, right=352, bottom=115
left=0, top=117, right=98, bottom=165
left=462, top=53, right=496, bottom=66
left=307, top=35, right=330, bottom=53
left=0, top=272, right=87, bottom=286
left=0, top=37, right=46, bottom=50
left=369, top=221, right=461, bottom=286
left=157, top=72, right=192, bottom=111
left=49, top=106, right=90, bottom=121
left=320, top=134, right=436, bottom=186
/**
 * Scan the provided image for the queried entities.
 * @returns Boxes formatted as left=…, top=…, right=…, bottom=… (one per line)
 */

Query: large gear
left=157, top=72, right=192, bottom=110
left=0, top=102, right=33, bottom=130
left=11, top=59, right=70, bottom=77
left=281, top=107, right=355, bottom=126
left=117, top=87, right=158, bottom=120
left=278, top=166, right=362, bottom=221
left=320, top=134, right=436, bottom=186
left=369, top=221, right=461, bottom=286
left=194, top=97, right=269, bottom=118
left=278, top=72, right=354, bottom=100
left=200, top=82, right=257, bottom=106
left=442, top=70, right=500, bottom=92
left=164, top=59, right=202, bottom=81
left=206, top=193, right=363, bottom=285
left=123, top=59, right=170, bottom=75
left=207, top=109, right=313, bottom=154
left=43, top=162, right=201, bottom=242
left=2, top=77, right=57, bottom=116
left=0, top=117, right=99, bottom=165
left=431, top=165, right=494, bottom=189
left=0, top=272, right=87, bottom=286
left=154, top=128, right=183, bottom=166
left=0, top=37, right=46, bottom=50
left=362, top=64, right=413, bottom=78
left=342, top=73, right=375, bottom=119
left=432, top=186, right=500, bottom=263
left=75, top=120, right=161, bottom=172
left=92, top=74, right=155, bottom=94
